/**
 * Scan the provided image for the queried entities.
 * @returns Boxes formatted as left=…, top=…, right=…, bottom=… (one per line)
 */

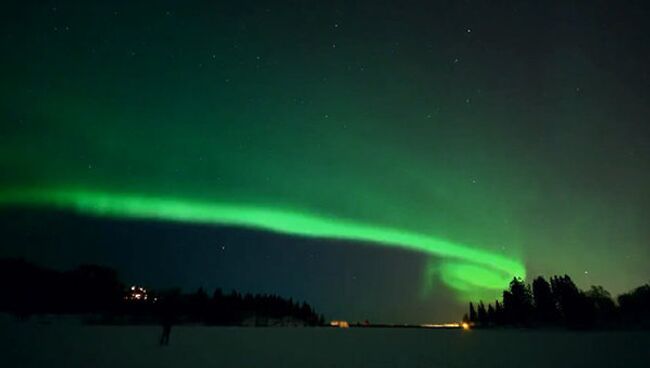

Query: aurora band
left=0, top=188, right=526, bottom=296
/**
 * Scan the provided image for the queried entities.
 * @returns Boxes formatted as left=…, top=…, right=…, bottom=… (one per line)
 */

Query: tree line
left=0, top=258, right=324, bottom=326
left=463, top=275, right=650, bottom=329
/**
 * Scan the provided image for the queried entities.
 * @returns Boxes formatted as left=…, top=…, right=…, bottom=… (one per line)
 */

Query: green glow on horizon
left=0, top=188, right=526, bottom=297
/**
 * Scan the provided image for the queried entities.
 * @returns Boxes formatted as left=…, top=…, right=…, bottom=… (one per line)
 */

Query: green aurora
left=0, top=188, right=525, bottom=299
left=2, top=1, right=650, bottom=321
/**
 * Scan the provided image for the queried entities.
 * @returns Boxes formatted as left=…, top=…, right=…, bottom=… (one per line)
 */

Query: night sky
left=1, top=1, right=649, bottom=323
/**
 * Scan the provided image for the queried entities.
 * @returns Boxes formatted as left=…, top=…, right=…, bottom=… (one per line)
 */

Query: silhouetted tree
left=585, top=286, right=616, bottom=326
left=477, top=301, right=488, bottom=325
left=618, top=284, right=650, bottom=327
left=494, top=300, right=505, bottom=325
left=503, top=277, right=533, bottom=326
left=0, top=258, right=324, bottom=327
left=550, top=275, right=592, bottom=328
left=487, top=303, right=495, bottom=325
left=461, top=273, right=650, bottom=330
left=532, top=276, right=559, bottom=325
left=66, top=264, right=124, bottom=313
left=187, top=287, right=209, bottom=322
left=468, top=302, right=477, bottom=323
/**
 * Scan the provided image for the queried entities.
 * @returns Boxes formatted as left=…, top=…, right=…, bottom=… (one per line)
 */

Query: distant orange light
left=330, top=320, right=350, bottom=328
left=461, top=322, right=470, bottom=330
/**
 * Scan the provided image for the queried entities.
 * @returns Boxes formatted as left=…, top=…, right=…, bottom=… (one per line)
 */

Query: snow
left=2, top=316, right=649, bottom=367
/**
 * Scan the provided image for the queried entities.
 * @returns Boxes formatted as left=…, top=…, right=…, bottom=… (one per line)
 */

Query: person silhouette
left=159, top=317, right=172, bottom=346
left=158, top=296, right=176, bottom=346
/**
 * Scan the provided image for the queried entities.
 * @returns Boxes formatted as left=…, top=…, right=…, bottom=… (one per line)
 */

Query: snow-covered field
left=2, top=316, right=649, bottom=368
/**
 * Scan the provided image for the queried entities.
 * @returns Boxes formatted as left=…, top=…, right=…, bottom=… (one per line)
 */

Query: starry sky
left=1, top=0, right=649, bottom=323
